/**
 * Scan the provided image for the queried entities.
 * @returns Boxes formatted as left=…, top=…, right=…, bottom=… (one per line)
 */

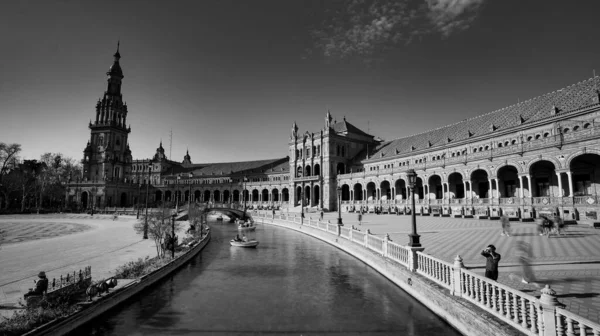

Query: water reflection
left=73, top=221, right=461, bottom=335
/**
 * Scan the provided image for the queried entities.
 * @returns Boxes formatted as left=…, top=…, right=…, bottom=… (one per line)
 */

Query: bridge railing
left=253, top=210, right=595, bottom=336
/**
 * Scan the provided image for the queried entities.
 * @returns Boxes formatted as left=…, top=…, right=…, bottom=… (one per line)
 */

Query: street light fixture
left=337, top=185, right=343, bottom=225
left=243, top=176, right=248, bottom=220
left=143, top=162, right=151, bottom=239
left=171, top=211, right=176, bottom=259
left=406, top=169, right=420, bottom=247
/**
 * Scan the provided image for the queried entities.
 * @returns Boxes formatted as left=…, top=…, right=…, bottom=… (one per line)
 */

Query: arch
left=155, top=190, right=163, bottom=202
left=305, top=165, right=312, bottom=176
left=203, top=190, right=211, bottom=202
left=165, top=190, right=172, bottom=202
left=497, top=165, right=519, bottom=198
left=526, top=156, right=562, bottom=172
left=282, top=188, right=289, bottom=202
left=470, top=169, right=490, bottom=198
left=296, top=186, right=302, bottom=205
left=341, top=184, right=350, bottom=201
left=314, top=163, right=321, bottom=176
left=296, top=166, right=302, bottom=178
left=394, top=178, right=406, bottom=200
left=565, top=149, right=600, bottom=169
left=233, top=190, right=240, bottom=202
left=569, top=153, right=600, bottom=197
left=213, top=190, right=220, bottom=202
left=529, top=160, right=558, bottom=197
left=243, top=189, right=249, bottom=202
left=351, top=183, right=362, bottom=201
left=223, top=190, right=230, bottom=203
left=313, top=185, right=320, bottom=206
left=447, top=172, right=464, bottom=199
left=304, top=185, right=311, bottom=206
left=184, top=190, right=190, bottom=202
left=380, top=180, right=391, bottom=201
left=252, top=189, right=259, bottom=202
left=120, top=192, right=127, bottom=207
left=366, top=182, right=376, bottom=201
left=272, top=188, right=279, bottom=202
left=261, top=188, right=269, bottom=202
left=428, top=174, right=443, bottom=199
left=81, top=191, right=89, bottom=209
left=194, top=190, right=201, bottom=202
left=336, top=162, right=346, bottom=175
left=493, top=162, right=523, bottom=177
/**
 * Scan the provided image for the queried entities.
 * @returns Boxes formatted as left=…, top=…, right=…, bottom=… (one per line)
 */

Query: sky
left=1, top=0, right=599, bottom=164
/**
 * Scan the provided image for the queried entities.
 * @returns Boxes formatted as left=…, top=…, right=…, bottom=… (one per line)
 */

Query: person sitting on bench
left=24, top=271, right=49, bottom=299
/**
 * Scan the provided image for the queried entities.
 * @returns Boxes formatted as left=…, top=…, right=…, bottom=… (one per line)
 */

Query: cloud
left=310, top=0, right=487, bottom=61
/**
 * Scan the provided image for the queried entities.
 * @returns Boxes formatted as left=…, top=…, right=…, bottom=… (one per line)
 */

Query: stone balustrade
left=255, top=212, right=600, bottom=336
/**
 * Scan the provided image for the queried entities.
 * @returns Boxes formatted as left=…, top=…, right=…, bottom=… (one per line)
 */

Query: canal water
left=72, top=221, right=462, bottom=335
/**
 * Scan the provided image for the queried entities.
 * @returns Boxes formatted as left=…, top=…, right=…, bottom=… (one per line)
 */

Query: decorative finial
left=117, top=40, right=120, bottom=53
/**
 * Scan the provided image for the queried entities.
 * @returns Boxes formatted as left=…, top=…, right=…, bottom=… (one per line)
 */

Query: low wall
left=258, top=216, right=524, bottom=336
left=23, top=229, right=211, bottom=336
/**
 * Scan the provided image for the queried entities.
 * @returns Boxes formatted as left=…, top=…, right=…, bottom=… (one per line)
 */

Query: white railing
left=416, top=252, right=453, bottom=290
left=460, top=269, right=541, bottom=335
left=254, top=210, right=595, bottom=336
left=555, top=308, right=600, bottom=336
left=367, top=235, right=384, bottom=254
left=340, top=226, right=350, bottom=239
left=352, top=230, right=366, bottom=245
left=387, top=241, right=410, bottom=267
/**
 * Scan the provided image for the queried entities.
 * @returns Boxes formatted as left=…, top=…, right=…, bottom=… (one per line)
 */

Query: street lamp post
left=176, top=175, right=181, bottom=213
left=243, top=176, right=248, bottom=219
left=171, top=212, right=176, bottom=259
left=136, top=181, right=141, bottom=219
left=90, top=186, right=96, bottom=217
left=337, top=185, right=343, bottom=225
left=187, top=172, right=193, bottom=210
left=300, top=184, right=304, bottom=224
left=406, top=169, right=421, bottom=247
left=143, top=162, right=151, bottom=239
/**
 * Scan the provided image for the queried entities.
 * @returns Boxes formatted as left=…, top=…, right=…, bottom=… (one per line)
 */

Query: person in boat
left=242, top=235, right=248, bottom=242
left=234, top=234, right=241, bottom=242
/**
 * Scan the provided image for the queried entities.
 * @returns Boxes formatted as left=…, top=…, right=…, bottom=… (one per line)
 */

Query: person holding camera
left=481, top=245, right=501, bottom=281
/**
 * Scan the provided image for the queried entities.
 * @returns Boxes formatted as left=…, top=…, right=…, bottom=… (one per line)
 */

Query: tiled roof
left=331, top=119, right=373, bottom=138
left=367, top=76, right=600, bottom=160
left=167, top=157, right=289, bottom=177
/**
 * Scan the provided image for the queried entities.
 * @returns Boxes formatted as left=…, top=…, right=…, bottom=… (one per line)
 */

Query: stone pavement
left=0, top=214, right=187, bottom=321
left=288, top=210, right=600, bottom=324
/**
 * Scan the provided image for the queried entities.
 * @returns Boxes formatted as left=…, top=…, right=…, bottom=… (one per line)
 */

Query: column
left=488, top=179, right=493, bottom=198
left=494, top=178, right=500, bottom=198
left=519, top=176, right=524, bottom=199
left=527, top=175, right=532, bottom=198
left=566, top=171, right=574, bottom=197
left=556, top=172, right=563, bottom=197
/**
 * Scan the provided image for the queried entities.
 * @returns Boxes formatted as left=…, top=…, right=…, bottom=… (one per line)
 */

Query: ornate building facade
left=68, top=47, right=600, bottom=224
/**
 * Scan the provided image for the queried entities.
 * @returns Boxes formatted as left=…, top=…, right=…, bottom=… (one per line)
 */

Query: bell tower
left=82, top=42, right=133, bottom=183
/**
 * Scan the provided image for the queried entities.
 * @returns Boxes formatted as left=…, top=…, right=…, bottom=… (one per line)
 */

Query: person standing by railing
left=481, top=245, right=501, bottom=281
left=500, top=214, right=511, bottom=236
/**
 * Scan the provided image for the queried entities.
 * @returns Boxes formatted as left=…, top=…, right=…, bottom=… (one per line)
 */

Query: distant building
left=67, top=47, right=600, bottom=224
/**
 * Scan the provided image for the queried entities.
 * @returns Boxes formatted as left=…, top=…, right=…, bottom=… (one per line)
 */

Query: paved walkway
left=0, top=214, right=187, bottom=321
left=286, top=210, right=600, bottom=324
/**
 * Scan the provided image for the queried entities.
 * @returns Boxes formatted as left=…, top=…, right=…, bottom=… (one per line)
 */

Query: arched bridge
left=175, top=204, right=251, bottom=221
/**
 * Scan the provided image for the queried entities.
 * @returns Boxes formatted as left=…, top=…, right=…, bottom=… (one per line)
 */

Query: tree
left=134, top=206, right=181, bottom=258
left=0, top=143, right=21, bottom=209
left=38, top=153, right=82, bottom=210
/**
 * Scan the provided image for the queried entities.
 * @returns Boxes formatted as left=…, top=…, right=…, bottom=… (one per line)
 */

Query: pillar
left=527, top=174, right=532, bottom=198
left=556, top=172, right=563, bottom=197
left=488, top=179, right=493, bottom=199
left=494, top=178, right=500, bottom=198
left=565, top=171, right=573, bottom=197
left=519, top=176, right=524, bottom=199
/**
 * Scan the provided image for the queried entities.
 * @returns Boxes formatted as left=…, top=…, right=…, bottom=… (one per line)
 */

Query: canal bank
left=256, top=214, right=526, bottom=336
left=19, top=227, right=211, bottom=336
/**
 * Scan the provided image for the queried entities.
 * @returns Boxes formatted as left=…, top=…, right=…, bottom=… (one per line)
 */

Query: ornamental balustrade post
left=539, top=285, right=563, bottom=336
left=365, top=229, right=371, bottom=247
left=349, top=226, right=353, bottom=241
left=336, top=222, right=341, bottom=236
left=408, top=246, right=425, bottom=272
left=383, top=234, right=391, bottom=257
left=451, top=255, right=464, bottom=296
